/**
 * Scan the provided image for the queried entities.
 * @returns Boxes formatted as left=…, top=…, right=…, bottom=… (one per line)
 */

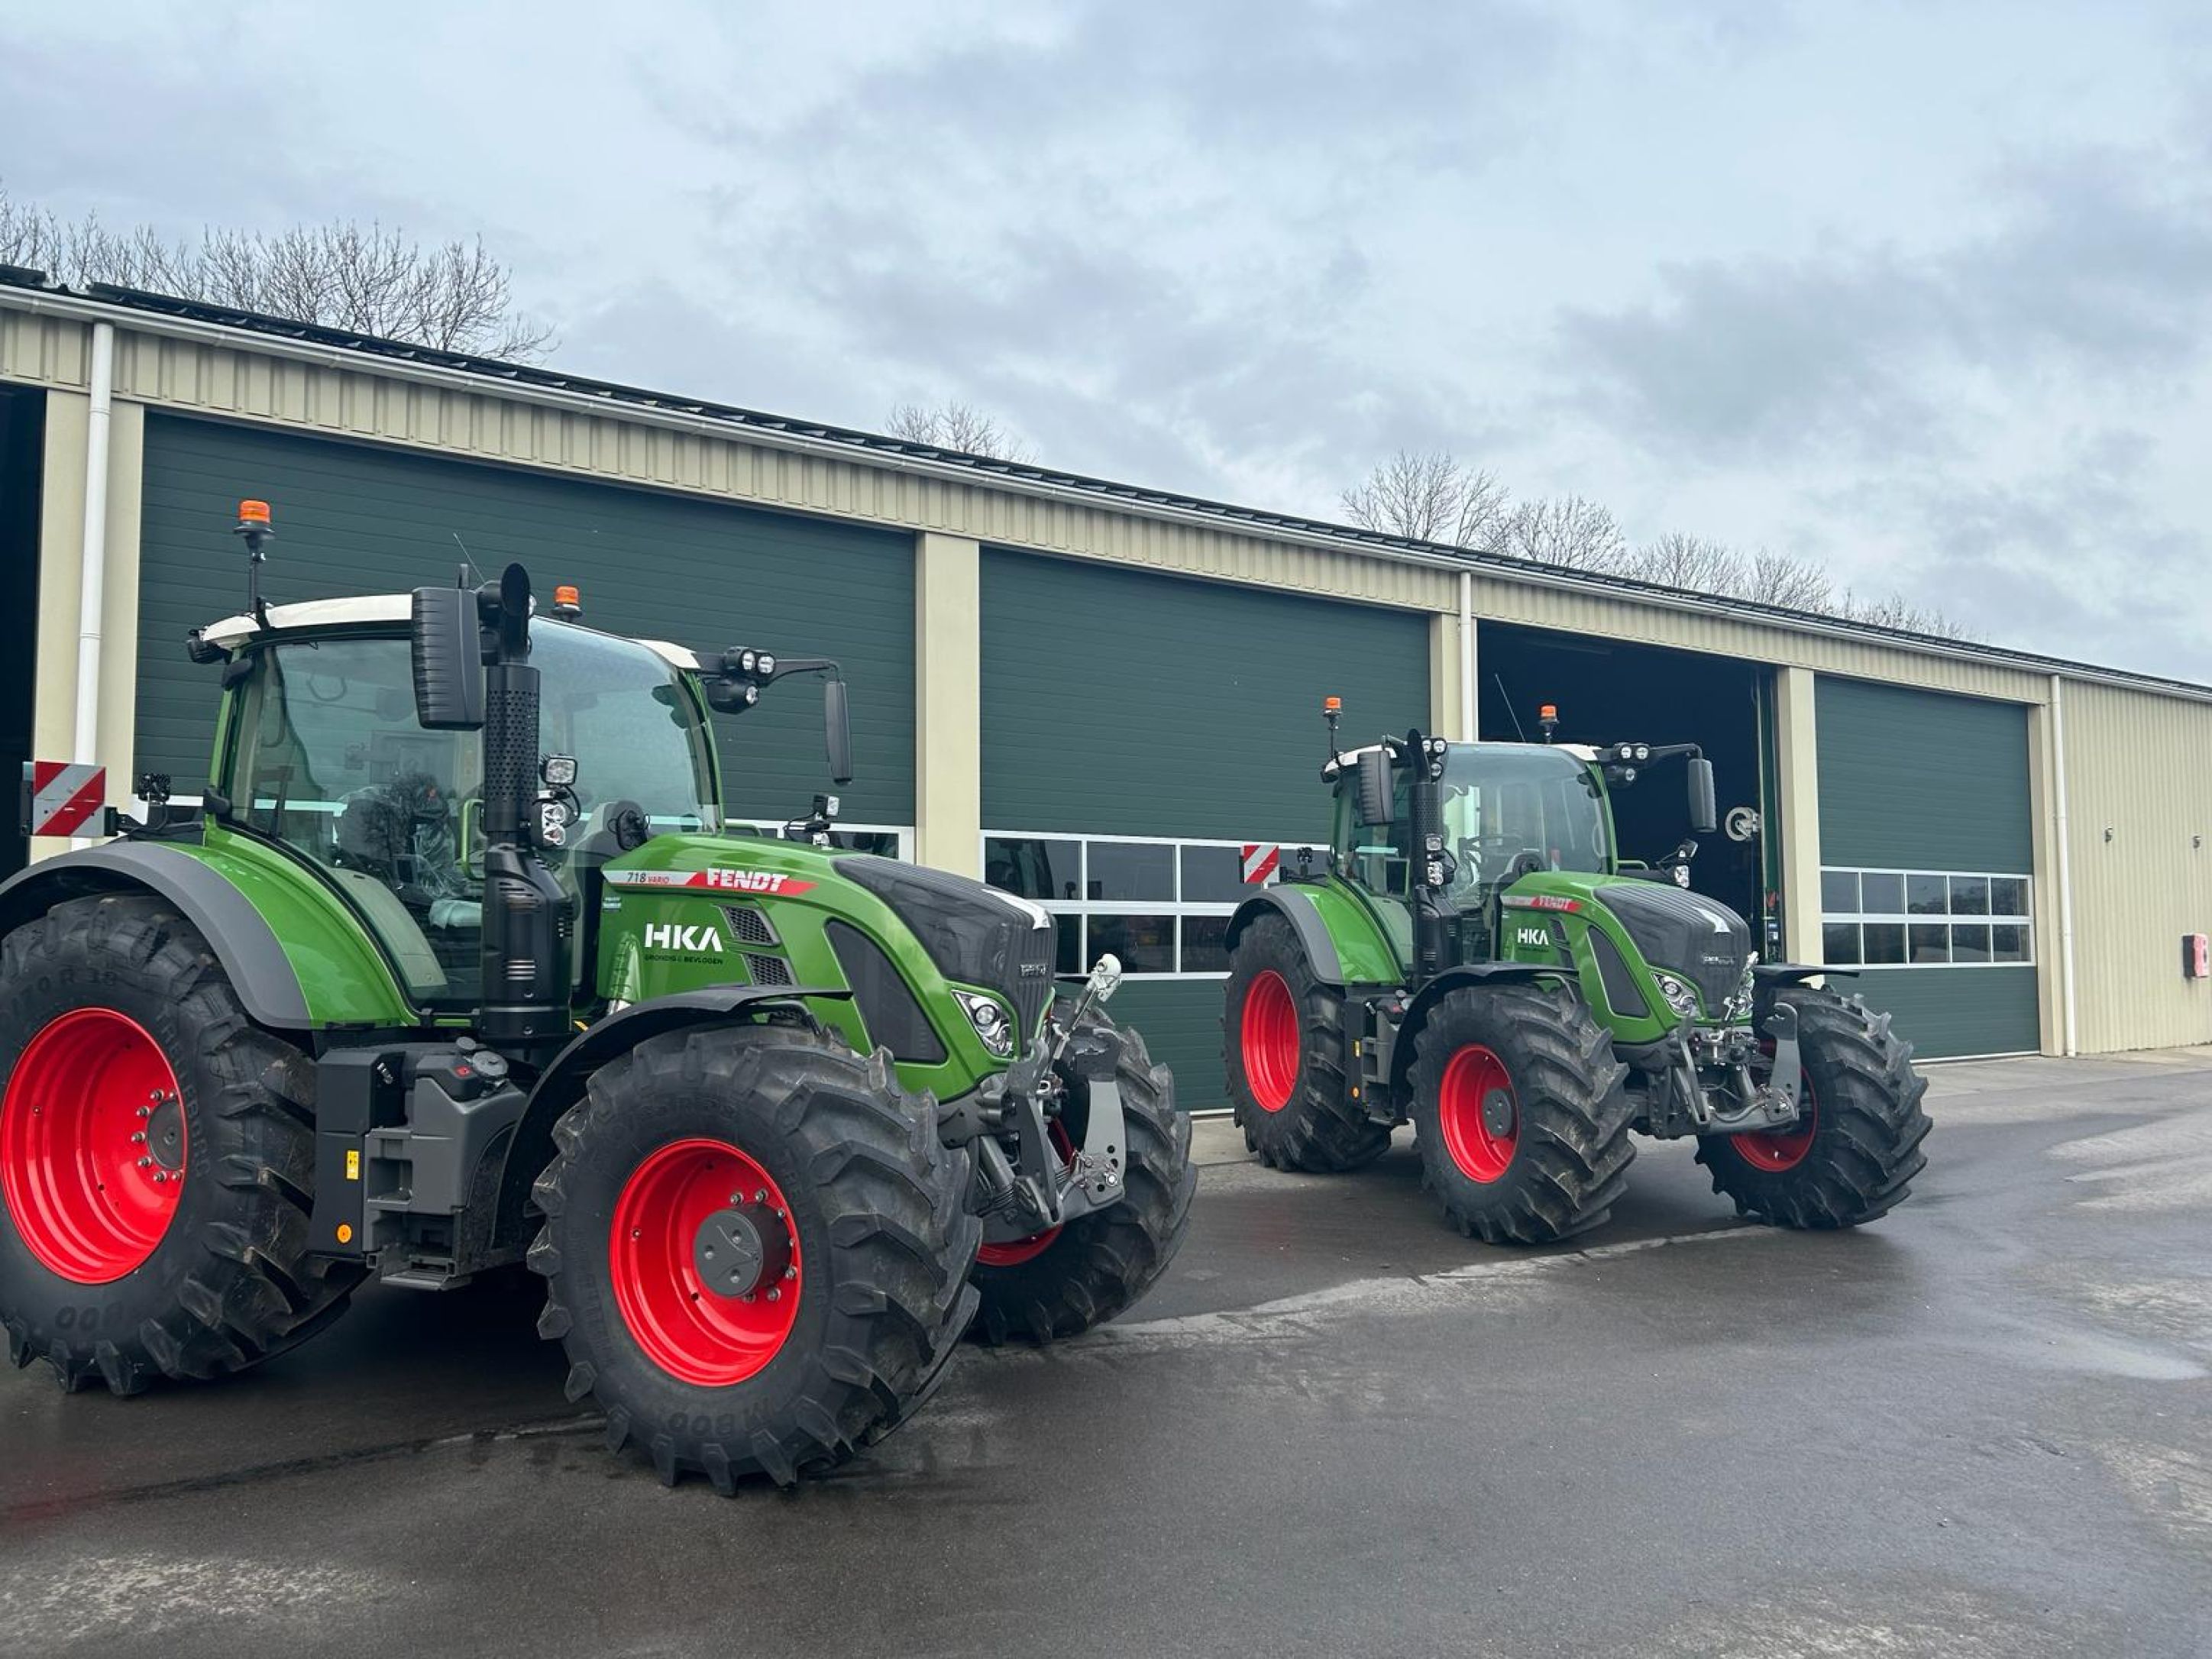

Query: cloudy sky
left=5, top=2, right=2209, bottom=677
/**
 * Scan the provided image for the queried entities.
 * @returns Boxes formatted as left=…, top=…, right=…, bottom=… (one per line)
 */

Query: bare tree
left=884, top=399, right=1035, bottom=462
left=0, top=182, right=554, bottom=361
left=1629, top=532, right=1745, bottom=593
left=1500, top=494, right=1630, bottom=572
left=1339, top=450, right=1510, bottom=547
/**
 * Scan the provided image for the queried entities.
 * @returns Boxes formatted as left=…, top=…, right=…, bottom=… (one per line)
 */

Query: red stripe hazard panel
left=23, top=762, right=106, bottom=838
left=1240, top=843, right=1279, bottom=885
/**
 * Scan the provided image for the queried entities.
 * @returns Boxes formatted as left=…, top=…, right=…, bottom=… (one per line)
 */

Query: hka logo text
left=1515, top=926, right=1550, bottom=949
left=643, top=923, right=723, bottom=954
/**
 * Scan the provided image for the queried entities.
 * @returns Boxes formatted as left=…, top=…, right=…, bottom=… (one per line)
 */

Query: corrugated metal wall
left=2060, top=681, right=2212, bottom=1051
left=136, top=413, right=917, bottom=823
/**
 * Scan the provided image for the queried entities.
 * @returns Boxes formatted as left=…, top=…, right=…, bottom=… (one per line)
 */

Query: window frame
left=981, top=830, right=1325, bottom=980
left=1818, top=865, right=2035, bottom=969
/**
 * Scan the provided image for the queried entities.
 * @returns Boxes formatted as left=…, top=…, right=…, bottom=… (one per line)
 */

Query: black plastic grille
left=1597, top=881, right=1750, bottom=1014
left=742, top=952, right=794, bottom=987
left=1009, top=923, right=1055, bottom=1054
left=825, top=920, right=946, bottom=1064
left=720, top=905, right=778, bottom=946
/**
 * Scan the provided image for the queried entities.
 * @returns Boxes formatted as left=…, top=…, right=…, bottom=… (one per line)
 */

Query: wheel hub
left=145, top=1091, right=185, bottom=1172
left=1480, top=1087, right=1515, bottom=1140
left=692, top=1202, right=792, bottom=1300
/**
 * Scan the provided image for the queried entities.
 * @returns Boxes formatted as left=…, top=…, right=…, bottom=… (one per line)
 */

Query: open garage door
left=1476, top=623, right=1780, bottom=959
left=1814, top=676, right=2038, bottom=1059
left=0, top=387, right=40, bottom=879
left=978, top=550, right=1431, bottom=1109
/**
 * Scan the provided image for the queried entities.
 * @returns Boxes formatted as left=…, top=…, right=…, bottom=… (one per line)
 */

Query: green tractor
left=0, top=506, right=1193, bottom=1492
left=1222, top=699, right=1928, bottom=1243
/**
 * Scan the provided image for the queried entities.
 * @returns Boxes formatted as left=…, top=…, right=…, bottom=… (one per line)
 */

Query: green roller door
left=1815, top=676, right=2039, bottom=1058
left=135, top=415, right=915, bottom=824
left=981, top=548, right=1432, bottom=1107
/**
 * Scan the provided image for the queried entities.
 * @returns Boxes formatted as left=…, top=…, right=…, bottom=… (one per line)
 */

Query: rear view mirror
left=1356, top=749, right=1394, bottom=826
left=1686, top=755, right=1717, bottom=835
left=824, top=680, right=854, bottom=785
left=410, top=586, right=483, bottom=732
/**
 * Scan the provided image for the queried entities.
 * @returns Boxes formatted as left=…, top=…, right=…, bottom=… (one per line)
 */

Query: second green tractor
left=1224, top=700, right=1929, bottom=1243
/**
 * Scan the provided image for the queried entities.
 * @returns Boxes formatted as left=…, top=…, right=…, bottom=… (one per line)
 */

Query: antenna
left=1492, top=673, right=1527, bottom=742
left=451, top=532, right=484, bottom=588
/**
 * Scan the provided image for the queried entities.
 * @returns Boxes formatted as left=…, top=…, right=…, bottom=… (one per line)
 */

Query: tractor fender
left=491, top=985, right=852, bottom=1253
left=0, top=841, right=312, bottom=1028
left=1754, top=962, right=1854, bottom=988
left=1227, top=888, right=1344, bottom=982
left=1389, top=962, right=1561, bottom=1095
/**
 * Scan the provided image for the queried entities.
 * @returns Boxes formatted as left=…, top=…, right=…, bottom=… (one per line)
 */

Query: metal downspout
left=1458, top=570, right=1475, bottom=740
left=70, top=320, right=115, bottom=845
left=2050, top=674, right=2078, bottom=1056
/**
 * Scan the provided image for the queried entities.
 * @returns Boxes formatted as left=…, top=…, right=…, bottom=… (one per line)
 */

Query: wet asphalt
left=2, top=1051, right=2210, bottom=1658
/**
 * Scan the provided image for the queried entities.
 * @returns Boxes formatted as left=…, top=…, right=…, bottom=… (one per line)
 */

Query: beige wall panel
left=2059, top=681, right=2212, bottom=1053
left=913, top=532, right=982, bottom=877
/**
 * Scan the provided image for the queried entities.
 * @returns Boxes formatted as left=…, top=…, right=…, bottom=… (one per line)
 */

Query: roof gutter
left=6, top=284, right=2208, bottom=707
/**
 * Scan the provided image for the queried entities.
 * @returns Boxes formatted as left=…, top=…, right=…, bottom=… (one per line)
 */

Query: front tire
left=0, top=894, right=364, bottom=1395
left=1224, top=914, right=1392, bottom=1172
left=529, top=1020, right=979, bottom=1492
left=970, top=1013, right=1195, bottom=1344
left=1696, top=985, right=1929, bottom=1227
left=1407, top=984, right=1635, bottom=1244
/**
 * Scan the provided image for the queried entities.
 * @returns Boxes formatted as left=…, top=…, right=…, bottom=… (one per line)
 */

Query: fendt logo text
left=643, top=923, right=723, bottom=955
left=698, top=870, right=810, bottom=894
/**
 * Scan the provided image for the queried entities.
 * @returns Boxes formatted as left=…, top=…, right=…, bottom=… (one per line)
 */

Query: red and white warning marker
left=1240, top=843, right=1279, bottom=885
left=23, top=762, right=107, bottom=838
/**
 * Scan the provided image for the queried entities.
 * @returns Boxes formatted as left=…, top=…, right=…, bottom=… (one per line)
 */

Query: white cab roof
left=198, top=597, right=700, bottom=670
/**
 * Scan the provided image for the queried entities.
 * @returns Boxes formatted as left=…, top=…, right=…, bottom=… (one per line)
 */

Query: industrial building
left=4, top=271, right=2207, bottom=1103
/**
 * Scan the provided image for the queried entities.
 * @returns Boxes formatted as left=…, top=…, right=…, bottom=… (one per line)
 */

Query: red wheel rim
left=1241, top=969, right=1300, bottom=1113
left=609, top=1138, right=801, bottom=1387
left=1, top=1007, right=187, bottom=1284
left=978, top=1120, right=1075, bottom=1268
left=1437, top=1044, right=1518, bottom=1183
left=1731, top=1077, right=1818, bottom=1172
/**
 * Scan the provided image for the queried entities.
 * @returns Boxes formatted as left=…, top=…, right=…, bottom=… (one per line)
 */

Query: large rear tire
left=1696, top=985, right=1929, bottom=1227
left=1224, top=914, right=1392, bottom=1172
left=1407, top=984, right=1635, bottom=1244
left=0, top=894, right=364, bottom=1395
left=970, top=1012, right=1195, bottom=1344
left=529, top=1020, right=979, bottom=1492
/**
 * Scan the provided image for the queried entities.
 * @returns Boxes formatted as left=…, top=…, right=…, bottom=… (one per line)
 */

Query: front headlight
left=1654, top=972, right=1700, bottom=1019
left=954, top=990, right=1015, bottom=1058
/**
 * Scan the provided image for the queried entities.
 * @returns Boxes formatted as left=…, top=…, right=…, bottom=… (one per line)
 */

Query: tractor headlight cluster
left=1655, top=972, right=1700, bottom=1019
left=954, top=991, right=1015, bottom=1058
left=1614, top=742, right=1651, bottom=763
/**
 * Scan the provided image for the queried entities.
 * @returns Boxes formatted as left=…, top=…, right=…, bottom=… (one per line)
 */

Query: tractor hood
left=1589, top=880, right=1753, bottom=1016
left=833, top=855, right=1059, bottom=1055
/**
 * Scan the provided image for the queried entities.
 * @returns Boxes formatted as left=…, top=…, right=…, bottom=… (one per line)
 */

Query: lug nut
left=131, top=1131, right=147, bottom=1144
left=765, top=1288, right=781, bottom=1302
left=753, top=1188, right=767, bottom=1204
left=136, top=1105, right=151, bottom=1120
left=782, top=1266, right=796, bottom=1280
left=137, top=1156, right=152, bottom=1169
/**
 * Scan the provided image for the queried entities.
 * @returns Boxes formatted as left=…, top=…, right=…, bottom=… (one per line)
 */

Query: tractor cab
left=1328, top=739, right=1614, bottom=913
left=200, top=599, right=724, bottom=1010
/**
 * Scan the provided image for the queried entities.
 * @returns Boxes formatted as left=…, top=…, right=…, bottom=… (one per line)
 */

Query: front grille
left=1009, top=923, right=1055, bottom=1054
